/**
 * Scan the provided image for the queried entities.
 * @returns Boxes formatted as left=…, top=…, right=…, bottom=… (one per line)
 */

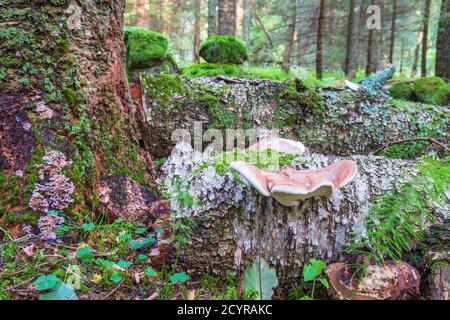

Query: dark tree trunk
left=296, top=0, right=302, bottom=65
left=316, top=0, right=326, bottom=80
left=389, top=0, right=397, bottom=63
left=242, top=0, right=252, bottom=49
left=0, top=1, right=154, bottom=220
left=421, top=0, right=431, bottom=77
left=400, top=37, right=405, bottom=75
left=366, top=27, right=374, bottom=75
left=411, top=33, right=422, bottom=78
left=208, top=0, right=219, bottom=36
left=282, top=0, right=297, bottom=73
left=218, top=0, right=237, bottom=35
left=436, top=0, right=450, bottom=80
left=344, top=0, right=359, bottom=78
left=194, top=0, right=202, bottom=62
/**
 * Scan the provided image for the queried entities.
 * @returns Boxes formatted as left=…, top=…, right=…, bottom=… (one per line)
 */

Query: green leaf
left=33, top=274, right=61, bottom=291
left=117, top=260, right=133, bottom=269
left=169, top=272, right=189, bottom=284
left=47, top=210, right=59, bottom=216
left=145, top=267, right=157, bottom=277
left=135, top=227, right=147, bottom=235
left=56, top=225, right=69, bottom=236
left=319, top=278, right=329, bottom=289
left=81, top=223, right=95, bottom=232
left=303, top=259, right=326, bottom=282
left=118, top=233, right=132, bottom=242
left=111, top=271, right=123, bottom=283
left=130, top=236, right=155, bottom=250
left=300, top=295, right=313, bottom=300
left=39, top=283, right=78, bottom=300
left=96, top=258, right=115, bottom=269
left=135, top=254, right=148, bottom=263
left=76, top=246, right=96, bottom=261
left=243, top=257, right=279, bottom=300
left=115, top=218, right=124, bottom=224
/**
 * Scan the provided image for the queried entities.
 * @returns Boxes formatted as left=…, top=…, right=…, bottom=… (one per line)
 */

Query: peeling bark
left=162, top=141, right=419, bottom=286
left=141, top=68, right=450, bottom=159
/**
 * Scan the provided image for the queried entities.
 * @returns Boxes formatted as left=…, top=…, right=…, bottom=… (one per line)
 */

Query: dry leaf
left=22, top=244, right=35, bottom=257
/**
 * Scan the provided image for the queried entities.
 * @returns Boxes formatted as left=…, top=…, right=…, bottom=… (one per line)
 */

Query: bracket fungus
left=230, top=159, right=358, bottom=206
left=344, top=79, right=361, bottom=91
left=325, top=261, right=420, bottom=300
left=246, top=137, right=307, bottom=156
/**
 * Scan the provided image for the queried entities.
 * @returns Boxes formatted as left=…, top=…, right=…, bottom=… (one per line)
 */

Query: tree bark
left=163, top=142, right=418, bottom=286
left=136, top=0, right=150, bottom=27
left=421, top=0, right=431, bottom=77
left=436, top=0, right=450, bottom=81
left=344, top=0, right=359, bottom=78
left=194, top=0, right=202, bottom=63
left=0, top=1, right=154, bottom=218
left=218, top=0, right=237, bottom=35
left=411, top=32, right=422, bottom=78
left=140, top=66, right=450, bottom=159
left=389, top=0, right=397, bottom=64
left=242, top=0, right=252, bottom=49
left=295, top=0, right=302, bottom=65
left=316, top=0, right=326, bottom=80
left=208, top=0, right=219, bottom=36
left=282, top=0, right=297, bottom=73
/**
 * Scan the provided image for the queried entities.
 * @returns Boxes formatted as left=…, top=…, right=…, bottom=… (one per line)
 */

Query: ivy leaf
left=243, top=257, right=279, bottom=300
left=111, top=271, right=123, bottom=283
left=117, top=260, right=133, bottom=269
left=303, top=259, right=326, bottom=282
left=33, top=274, right=61, bottom=291
left=319, top=278, right=330, bottom=289
left=169, top=272, right=189, bottom=284
left=145, top=267, right=157, bottom=277
left=39, top=283, right=78, bottom=300
left=81, top=223, right=95, bottom=232
left=135, top=254, right=148, bottom=264
left=76, top=246, right=96, bottom=261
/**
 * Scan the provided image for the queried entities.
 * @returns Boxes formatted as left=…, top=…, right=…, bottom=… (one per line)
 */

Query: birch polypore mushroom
left=246, top=137, right=307, bottom=155
left=325, top=261, right=420, bottom=300
left=230, top=159, right=358, bottom=206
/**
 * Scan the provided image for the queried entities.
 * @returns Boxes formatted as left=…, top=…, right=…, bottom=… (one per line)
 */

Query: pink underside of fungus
left=230, top=159, right=358, bottom=206
left=29, top=151, right=75, bottom=212
left=246, top=137, right=307, bottom=155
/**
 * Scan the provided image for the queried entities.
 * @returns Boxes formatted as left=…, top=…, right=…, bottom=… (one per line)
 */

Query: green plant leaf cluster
left=243, top=257, right=279, bottom=300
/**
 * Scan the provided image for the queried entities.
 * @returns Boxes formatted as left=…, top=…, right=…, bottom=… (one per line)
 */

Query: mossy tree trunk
left=0, top=1, right=153, bottom=225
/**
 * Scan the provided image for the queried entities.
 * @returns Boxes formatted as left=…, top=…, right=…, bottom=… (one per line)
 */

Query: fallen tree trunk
left=141, top=66, right=450, bottom=159
left=162, top=141, right=427, bottom=287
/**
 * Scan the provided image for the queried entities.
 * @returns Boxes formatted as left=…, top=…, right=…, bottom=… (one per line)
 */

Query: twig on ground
left=372, top=137, right=450, bottom=155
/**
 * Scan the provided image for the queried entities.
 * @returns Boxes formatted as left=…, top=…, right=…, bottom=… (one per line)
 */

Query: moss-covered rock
left=389, top=82, right=414, bottom=100
left=199, top=35, right=248, bottom=65
left=414, top=77, right=450, bottom=106
left=124, top=27, right=177, bottom=76
left=181, top=62, right=241, bottom=78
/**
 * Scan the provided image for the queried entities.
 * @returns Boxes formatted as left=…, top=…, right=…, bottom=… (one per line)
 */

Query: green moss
left=124, top=27, right=170, bottom=70
left=389, top=82, right=414, bottom=100
left=414, top=77, right=450, bottom=105
left=279, top=78, right=323, bottom=113
left=181, top=62, right=241, bottom=78
left=199, top=35, right=248, bottom=65
left=141, top=74, right=186, bottom=110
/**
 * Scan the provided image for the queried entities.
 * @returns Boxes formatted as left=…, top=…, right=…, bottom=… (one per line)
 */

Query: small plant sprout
left=301, top=258, right=329, bottom=300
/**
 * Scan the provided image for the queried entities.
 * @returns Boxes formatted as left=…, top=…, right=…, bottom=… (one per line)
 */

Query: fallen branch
left=372, top=137, right=450, bottom=155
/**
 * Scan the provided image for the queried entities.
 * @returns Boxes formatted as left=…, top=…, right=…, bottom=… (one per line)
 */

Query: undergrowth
left=346, top=156, right=450, bottom=265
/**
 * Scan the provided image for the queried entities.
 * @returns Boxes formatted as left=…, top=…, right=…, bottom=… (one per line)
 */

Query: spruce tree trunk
left=0, top=1, right=153, bottom=220
left=208, top=0, right=219, bottom=36
left=436, top=0, right=450, bottom=81
left=389, top=0, right=397, bottom=64
left=282, top=0, right=297, bottom=73
left=242, top=0, right=252, bottom=49
left=136, top=0, right=150, bottom=27
left=421, top=0, right=431, bottom=77
left=218, top=0, right=237, bottom=36
left=193, top=0, right=202, bottom=63
left=316, top=0, right=326, bottom=80
left=344, top=0, right=359, bottom=78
